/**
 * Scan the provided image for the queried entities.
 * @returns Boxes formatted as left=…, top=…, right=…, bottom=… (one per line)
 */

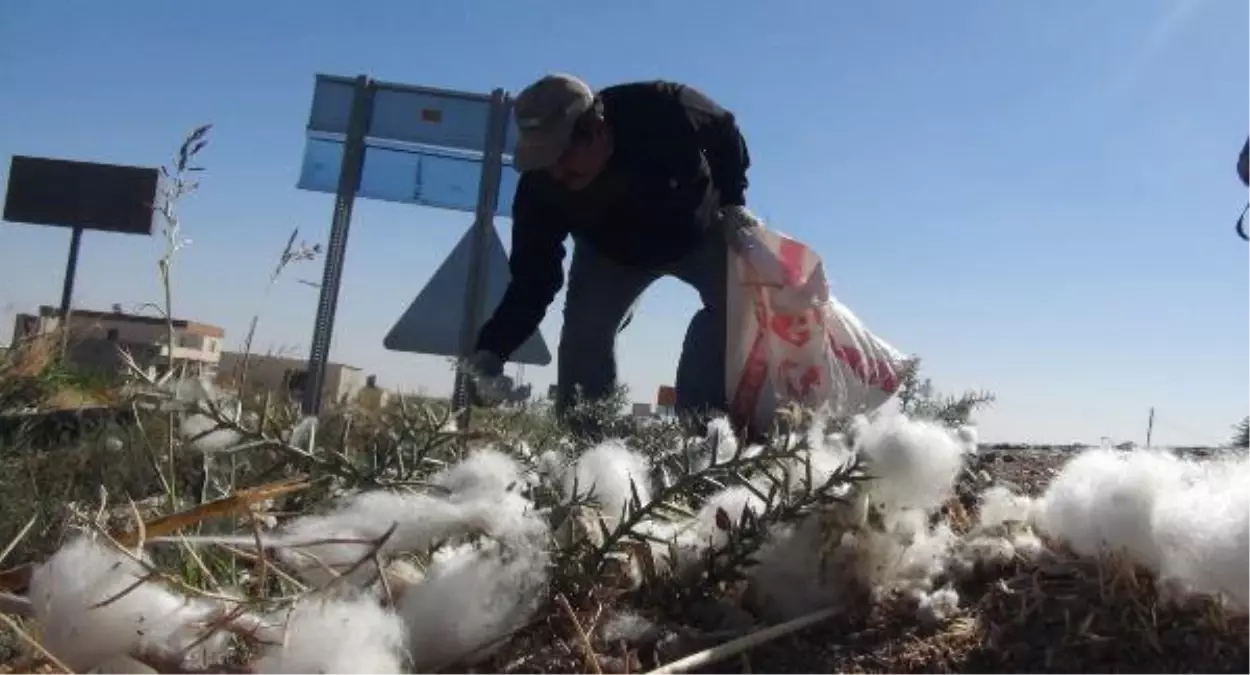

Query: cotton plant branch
left=684, top=453, right=870, bottom=592
left=588, top=434, right=866, bottom=579
left=129, top=383, right=365, bottom=489
left=359, top=395, right=463, bottom=480
left=894, top=357, right=996, bottom=428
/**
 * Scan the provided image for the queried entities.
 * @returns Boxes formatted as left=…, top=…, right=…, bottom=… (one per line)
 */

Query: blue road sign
left=297, top=75, right=522, bottom=214
left=294, top=74, right=546, bottom=418
left=297, top=134, right=521, bottom=215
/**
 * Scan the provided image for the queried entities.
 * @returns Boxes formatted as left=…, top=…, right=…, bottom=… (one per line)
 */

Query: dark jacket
left=476, top=80, right=751, bottom=361
left=1238, top=138, right=1248, bottom=187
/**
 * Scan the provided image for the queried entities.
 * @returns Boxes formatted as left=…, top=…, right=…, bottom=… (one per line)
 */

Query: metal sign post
left=451, top=89, right=510, bottom=431
left=301, top=75, right=374, bottom=416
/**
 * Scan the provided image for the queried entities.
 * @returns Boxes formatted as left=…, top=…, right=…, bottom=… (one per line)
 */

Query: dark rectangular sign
left=3, top=155, right=159, bottom=235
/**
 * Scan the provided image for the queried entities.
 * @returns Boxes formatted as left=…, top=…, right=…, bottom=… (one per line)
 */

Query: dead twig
left=646, top=607, right=840, bottom=675
left=0, top=591, right=33, bottom=617
left=0, top=611, right=73, bottom=674
left=556, top=592, right=602, bottom=675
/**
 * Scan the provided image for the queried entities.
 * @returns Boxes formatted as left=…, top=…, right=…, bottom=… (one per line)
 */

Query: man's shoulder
left=599, top=80, right=687, bottom=109
left=600, top=80, right=685, bottom=96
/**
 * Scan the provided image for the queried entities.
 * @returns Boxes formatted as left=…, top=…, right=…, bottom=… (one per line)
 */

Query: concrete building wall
left=216, top=352, right=365, bottom=406
left=11, top=306, right=223, bottom=377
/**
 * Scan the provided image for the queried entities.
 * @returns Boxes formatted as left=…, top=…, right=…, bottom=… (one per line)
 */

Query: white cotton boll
left=566, top=441, right=652, bottom=526
left=914, top=586, right=960, bottom=625
left=1034, top=449, right=1171, bottom=569
left=513, top=440, right=534, bottom=460
left=288, top=416, right=318, bottom=449
left=1010, top=530, right=1046, bottom=561
left=699, top=486, right=765, bottom=526
left=475, top=490, right=551, bottom=547
left=29, top=536, right=230, bottom=672
left=801, top=413, right=831, bottom=449
left=180, top=413, right=243, bottom=453
left=707, top=416, right=738, bottom=460
left=254, top=595, right=408, bottom=673
left=688, top=486, right=766, bottom=552
left=977, top=486, right=1035, bottom=529
left=275, top=490, right=533, bottom=588
left=535, top=449, right=567, bottom=481
left=634, top=518, right=699, bottom=575
left=807, top=443, right=854, bottom=488
left=1150, top=454, right=1250, bottom=611
left=749, top=519, right=839, bottom=620
left=955, top=534, right=1018, bottom=574
left=1035, top=449, right=1250, bottom=610
left=431, top=448, right=524, bottom=501
left=600, top=612, right=655, bottom=644
left=275, top=491, right=454, bottom=587
left=274, top=448, right=546, bottom=588
left=163, top=377, right=217, bottom=405
left=874, top=511, right=954, bottom=587
left=399, top=539, right=549, bottom=671
left=907, top=520, right=956, bottom=581
left=374, top=559, right=426, bottom=600
left=853, top=415, right=966, bottom=514
left=765, top=442, right=856, bottom=500
left=686, top=417, right=746, bottom=473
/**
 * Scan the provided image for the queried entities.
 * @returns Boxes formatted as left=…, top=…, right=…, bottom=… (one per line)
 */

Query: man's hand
left=718, top=205, right=763, bottom=252
left=464, top=350, right=514, bottom=407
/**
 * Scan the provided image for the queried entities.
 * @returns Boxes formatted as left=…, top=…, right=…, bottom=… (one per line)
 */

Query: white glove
left=718, top=204, right=763, bottom=252
left=464, top=350, right=514, bottom=407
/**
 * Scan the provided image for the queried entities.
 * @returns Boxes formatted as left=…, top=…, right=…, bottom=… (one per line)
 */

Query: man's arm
left=475, top=174, right=569, bottom=362
left=677, top=84, right=751, bottom=207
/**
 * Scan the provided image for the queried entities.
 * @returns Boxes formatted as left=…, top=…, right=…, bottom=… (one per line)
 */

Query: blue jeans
left=555, top=230, right=728, bottom=426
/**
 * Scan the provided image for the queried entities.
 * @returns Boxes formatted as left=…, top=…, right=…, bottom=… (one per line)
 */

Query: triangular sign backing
left=383, top=222, right=552, bottom=365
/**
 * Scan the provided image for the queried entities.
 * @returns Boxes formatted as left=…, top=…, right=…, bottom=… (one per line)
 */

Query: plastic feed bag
left=726, top=227, right=911, bottom=432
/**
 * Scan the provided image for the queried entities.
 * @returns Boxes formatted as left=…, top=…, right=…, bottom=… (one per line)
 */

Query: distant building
left=631, top=402, right=653, bottom=418
left=216, top=351, right=366, bottom=407
left=656, top=385, right=677, bottom=418
left=11, top=305, right=224, bottom=378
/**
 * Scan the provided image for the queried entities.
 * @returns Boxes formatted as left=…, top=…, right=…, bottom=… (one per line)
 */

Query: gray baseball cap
left=512, top=73, right=595, bottom=172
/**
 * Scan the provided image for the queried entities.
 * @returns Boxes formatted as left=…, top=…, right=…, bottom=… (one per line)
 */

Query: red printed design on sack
left=731, top=267, right=772, bottom=421
left=826, top=331, right=901, bottom=393
left=769, top=311, right=815, bottom=347
left=778, top=238, right=806, bottom=285
left=779, top=359, right=822, bottom=399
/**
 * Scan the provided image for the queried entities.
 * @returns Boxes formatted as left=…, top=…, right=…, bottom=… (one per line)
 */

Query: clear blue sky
left=1, top=0, right=1246, bottom=446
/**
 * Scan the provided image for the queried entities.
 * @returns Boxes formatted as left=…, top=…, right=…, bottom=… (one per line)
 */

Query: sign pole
left=301, top=75, right=374, bottom=417
left=452, top=89, right=510, bottom=432
left=56, top=225, right=84, bottom=360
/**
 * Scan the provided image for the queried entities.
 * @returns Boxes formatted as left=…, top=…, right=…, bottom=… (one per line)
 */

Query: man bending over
left=468, top=73, right=762, bottom=431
